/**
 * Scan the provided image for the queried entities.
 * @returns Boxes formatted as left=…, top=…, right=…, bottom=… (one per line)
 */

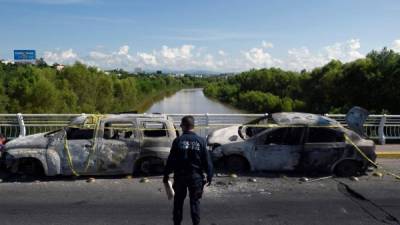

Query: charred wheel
left=224, top=155, right=249, bottom=173
left=334, top=160, right=362, bottom=177
left=17, top=158, right=44, bottom=177
left=137, top=157, right=165, bottom=175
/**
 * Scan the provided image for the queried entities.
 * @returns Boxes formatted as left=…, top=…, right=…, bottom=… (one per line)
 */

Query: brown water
left=145, top=88, right=244, bottom=114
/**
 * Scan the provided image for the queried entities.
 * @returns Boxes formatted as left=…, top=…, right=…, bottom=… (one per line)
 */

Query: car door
left=301, top=127, right=347, bottom=171
left=345, top=106, right=369, bottom=136
left=254, top=127, right=304, bottom=171
left=96, top=120, right=140, bottom=174
left=138, top=119, right=174, bottom=153
left=64, top=127, right=97, bottom=174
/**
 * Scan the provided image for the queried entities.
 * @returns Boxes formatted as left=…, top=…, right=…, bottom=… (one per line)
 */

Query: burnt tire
left=17, top=158, right=44, bottom=178
left=224, top=155, right=249, bottom=173
left=137, top=157, right=164, bottom=175
left=334, top=160, right=362, bottom=177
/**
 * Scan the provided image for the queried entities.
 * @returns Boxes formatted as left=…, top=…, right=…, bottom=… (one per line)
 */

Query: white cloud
left=43, top=49, right=80, bottom=64
left=160, top=45, right=194, bottom=60
left=118, top=45, right=130, bottom=55
left=41, top=39, right=372, bottom=72
left=243, top=47, right=281, bottom=68
left=287, top=47, right=325, bottom=71
left=75, top=44, right=221, bottom=71
left=286, top=39, right=364, bottom=70
left=324, top=39, right=363, bottom=61
left=137, top=52, right=157, bottom=66
left=392, top=39, right=400, bottom=52
left=242, top=42, right=281, bottom=69
left=261, top=41, right=274, bottom=49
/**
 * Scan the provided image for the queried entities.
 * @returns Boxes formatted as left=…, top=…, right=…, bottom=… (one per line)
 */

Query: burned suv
left=2, top=114, right=177, bottom=176
left=212, top=108, right=376, bottom=176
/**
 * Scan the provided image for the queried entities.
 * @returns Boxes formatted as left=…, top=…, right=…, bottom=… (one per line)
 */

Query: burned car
left=212, top=108, right=376, bottom=176
left=2, top=114, right=177, bottom=176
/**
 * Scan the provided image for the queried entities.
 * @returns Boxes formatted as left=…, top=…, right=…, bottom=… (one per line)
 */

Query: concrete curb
left=376, top=151, right=400, bottom=159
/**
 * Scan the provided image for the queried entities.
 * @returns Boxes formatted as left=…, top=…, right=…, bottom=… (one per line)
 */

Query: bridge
left=1, top=113, right=399, bottom=145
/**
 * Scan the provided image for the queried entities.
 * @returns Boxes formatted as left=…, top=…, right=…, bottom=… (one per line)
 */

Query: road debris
left=248, top=178, right=257, bottom=183
left=349, top=176, right=359, bottom=181
left=86, top=177, right=95, bottom=183
left=303, top=176, right=333, bottom=183
left=372, top=171, right=384, bottom=178
left=229, top=173, right=238, bottom=179
left=126, top=175, right=133, bottom=179
left=299, top=177, right=309, bottom=182
left=140, top=177, right=149, bottom=183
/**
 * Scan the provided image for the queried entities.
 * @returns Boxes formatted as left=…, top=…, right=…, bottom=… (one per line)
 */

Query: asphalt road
left=0, top=159, right=399, bottom=225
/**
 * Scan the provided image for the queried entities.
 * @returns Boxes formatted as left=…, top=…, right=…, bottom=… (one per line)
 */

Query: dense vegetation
left=0, top=62, right=205, bottom=113
left=1, top=48, right=399, bottom=114
left=204, top=48, right=400, bottom=114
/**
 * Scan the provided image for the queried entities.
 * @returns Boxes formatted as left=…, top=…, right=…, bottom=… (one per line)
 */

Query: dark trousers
left=173, top=175, right=204, bottom=225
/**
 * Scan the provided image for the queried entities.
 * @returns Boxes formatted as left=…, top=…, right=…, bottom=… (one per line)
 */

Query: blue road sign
left=14, top=50, right=36, bottom=61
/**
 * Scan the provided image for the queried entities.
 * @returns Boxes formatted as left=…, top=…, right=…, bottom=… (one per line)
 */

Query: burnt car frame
left=1, top=114, right=177, bottom=177
left=212, top=110, right=376, bottom=177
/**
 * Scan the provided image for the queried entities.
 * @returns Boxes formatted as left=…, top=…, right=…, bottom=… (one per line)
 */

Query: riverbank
left=134, top=88, right=180, bottom=113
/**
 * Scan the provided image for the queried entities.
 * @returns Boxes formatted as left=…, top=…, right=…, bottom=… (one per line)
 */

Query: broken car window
left=285, top=127, right=304, bottom=145
left=66, top=127, right=94, bottom=140
left=263, top=127, right=304, bottom=145
left=264, top=128, right=288, bottom=145
left=142, top=121, right=168, bottom=137
left=104, top=122, right=135, bottom=140
left=307, top=128, right=344, bottom=143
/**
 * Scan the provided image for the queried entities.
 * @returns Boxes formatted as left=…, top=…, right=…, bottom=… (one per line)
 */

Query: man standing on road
left=0, top=133, right=6, bottom=152
left=163, top=116, right=214, bottom=225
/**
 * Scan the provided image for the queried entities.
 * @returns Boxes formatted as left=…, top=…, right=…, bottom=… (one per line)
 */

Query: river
left=145, top=88, right=244, bottom=114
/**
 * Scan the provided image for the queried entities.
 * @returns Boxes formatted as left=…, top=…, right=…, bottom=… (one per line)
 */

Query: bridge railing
left=325, top=114, right=400, bottom=144
left=1, top=113, right=399, bottom=144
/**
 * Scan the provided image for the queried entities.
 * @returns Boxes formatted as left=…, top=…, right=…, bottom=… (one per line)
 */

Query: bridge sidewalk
left=376, top=145, right=400, bottom=159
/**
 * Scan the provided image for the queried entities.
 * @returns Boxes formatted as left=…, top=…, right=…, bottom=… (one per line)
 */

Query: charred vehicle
left=1, top=114, right=177, bottom=176
left=212, top=108, right=376, bottom=176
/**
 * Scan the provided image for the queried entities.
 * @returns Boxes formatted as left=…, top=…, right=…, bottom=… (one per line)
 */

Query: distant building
left=55, top=64, right=65, bottom=71
left=0, top=59, right=14, bottom=65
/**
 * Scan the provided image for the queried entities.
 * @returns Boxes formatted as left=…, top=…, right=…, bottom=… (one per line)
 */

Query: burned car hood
left=207, top=125, right=241, bottom=146
left=5, top=133, right=49, bottom=150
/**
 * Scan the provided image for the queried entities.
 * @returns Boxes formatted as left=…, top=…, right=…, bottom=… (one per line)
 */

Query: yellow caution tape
left=63, top=114, right=105, bottom=176
left=63, top=136, right=79, bottom=176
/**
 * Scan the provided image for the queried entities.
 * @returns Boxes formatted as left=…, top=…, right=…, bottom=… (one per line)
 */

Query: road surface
left=0, top=159, right=399, bottom=225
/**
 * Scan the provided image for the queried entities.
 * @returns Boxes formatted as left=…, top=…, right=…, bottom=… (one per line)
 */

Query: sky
left=0, top=0, right=400, bottom=72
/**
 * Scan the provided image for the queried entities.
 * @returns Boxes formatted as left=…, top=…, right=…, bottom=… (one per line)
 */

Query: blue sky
left=1, top=0, right=400, bottom=72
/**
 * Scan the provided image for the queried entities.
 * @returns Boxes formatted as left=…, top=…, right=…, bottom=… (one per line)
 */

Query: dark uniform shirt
left=164, top=131, right=213, bottom=181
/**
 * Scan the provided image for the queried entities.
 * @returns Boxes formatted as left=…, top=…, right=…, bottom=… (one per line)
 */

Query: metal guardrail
left=1, top=113, right=399, bottom=144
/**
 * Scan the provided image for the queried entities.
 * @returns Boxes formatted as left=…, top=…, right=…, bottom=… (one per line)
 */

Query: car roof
left=271, top=112, right=340, bottom=126
left=69, top=114, right=170, bottom=126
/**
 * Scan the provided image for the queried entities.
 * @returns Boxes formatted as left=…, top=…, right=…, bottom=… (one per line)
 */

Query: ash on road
left=0, top=159, right=399, bottom=225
